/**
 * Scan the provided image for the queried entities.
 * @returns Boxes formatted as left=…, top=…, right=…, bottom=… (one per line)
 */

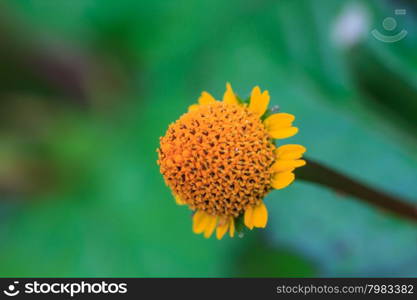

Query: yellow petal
left=229, top=217, right=235, bottom=238
left=271, top=159, right=306, bottom=173
left=268, top=127, right=298, bottom=139
left=216, top=218, right=229, bottom=240
left=192, top=211, right=210, bottom=234
left=275, top=144, right=306, bottom=160
left=222, top=82, right=239, bottom=105
left=248, top=86, right=270, bottom=116
left=203, top=215, right=217, bottom=238
left=198, top=91, right=216, bottom=105
left=264, top=113, right=295, bottom=131
left=188, top=104, right=199, bottom=112
left=244, top=205, right=254, bottom=230
left=253, top=202, right=268, bottom=228
left=174, top=194, right=186, bottom=205
left=271, top=171, right=295, bottom=190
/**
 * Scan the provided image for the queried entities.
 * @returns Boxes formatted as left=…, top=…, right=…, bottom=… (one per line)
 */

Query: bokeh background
left=1, top=0, right=417, bottom=277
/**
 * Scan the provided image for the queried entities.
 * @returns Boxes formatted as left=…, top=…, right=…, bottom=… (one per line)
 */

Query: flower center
left=158, top=102, right=275, bottom=217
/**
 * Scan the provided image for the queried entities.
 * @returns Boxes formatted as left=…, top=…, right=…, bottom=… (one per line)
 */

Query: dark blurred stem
left=296, top=158, right=417, bottom=223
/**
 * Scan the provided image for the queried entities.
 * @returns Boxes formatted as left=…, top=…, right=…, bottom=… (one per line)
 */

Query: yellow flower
left=157, top=83, right=306, bottom=239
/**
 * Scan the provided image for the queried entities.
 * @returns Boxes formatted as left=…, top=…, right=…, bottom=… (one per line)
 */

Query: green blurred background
left=1, top=0, right=417, bottom=277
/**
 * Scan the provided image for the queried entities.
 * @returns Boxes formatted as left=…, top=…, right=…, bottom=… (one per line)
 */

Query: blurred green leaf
left=234, top=235, right=316, bottom=277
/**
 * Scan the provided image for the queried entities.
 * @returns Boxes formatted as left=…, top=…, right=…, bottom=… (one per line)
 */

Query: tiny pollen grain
left=157, top=102, right=275, bottom=217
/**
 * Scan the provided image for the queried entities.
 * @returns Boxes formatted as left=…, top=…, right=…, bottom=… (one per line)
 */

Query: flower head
left=157, top=83, right=306, bottom=239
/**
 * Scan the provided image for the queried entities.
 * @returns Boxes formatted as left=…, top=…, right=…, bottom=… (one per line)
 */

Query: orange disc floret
left=157, top=83, right=306, bottom=239
left=157, top=102, right=275, bottom=217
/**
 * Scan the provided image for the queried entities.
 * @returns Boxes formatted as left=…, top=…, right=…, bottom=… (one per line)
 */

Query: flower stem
left=295, top=158, right=417, bottom=223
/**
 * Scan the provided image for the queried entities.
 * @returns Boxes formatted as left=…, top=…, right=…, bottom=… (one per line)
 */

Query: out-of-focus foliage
left=0, top=0, right=417, bottom=277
